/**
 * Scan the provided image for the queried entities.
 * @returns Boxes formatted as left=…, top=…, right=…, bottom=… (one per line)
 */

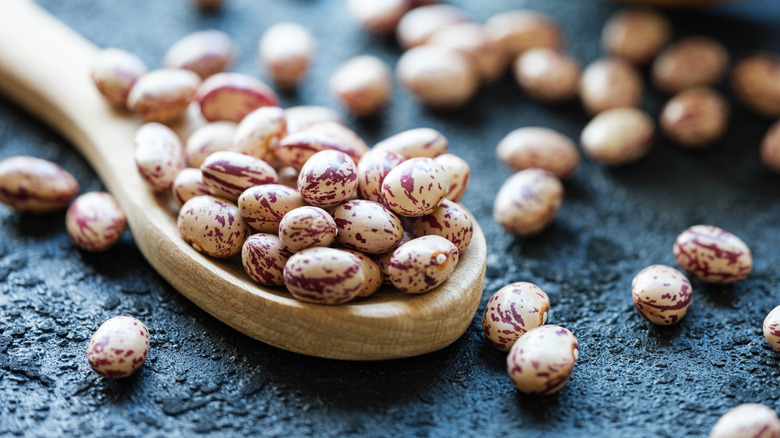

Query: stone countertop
left=2, top=0, right=780, bottom=436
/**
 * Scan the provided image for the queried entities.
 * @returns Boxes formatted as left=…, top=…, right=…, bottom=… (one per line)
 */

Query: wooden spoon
left=0, top=0, right=487, bottom=360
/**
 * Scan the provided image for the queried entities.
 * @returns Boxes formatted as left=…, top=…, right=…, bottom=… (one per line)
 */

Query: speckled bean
left=195, top=72, right=279, bottom=123
left=485, top=10, right=563, bottom=58
left=428, top=22, right=507, bottom=84
left=709, top=404, right=780, bottom=438
left=660, top=87, right=729, bottom=148
left=343, top=249, right=384, bottom=299
left=185, top=121, right=236, bottom=168
left=396, top=46, right=479, bottom=110
left=0, top=156, right=79, bottom=213
left=601, top=8, right=671, bottom=65
left=134, top=122, right=186, bottom=192
left=580, top=107, right=654, bottom=166
left=66, top=192, right=127, bottom=252
left=127, top=68, right=201, bottom=123
left=296, top=150, right=358, bottom=208
left=241, top=233, right=291, bottom=287
left=278, top=206, right=337, bottom=253
left=763, top=306, right=780, bottom=352
left=177, top=195, right=249, bottom=258
left=86, top=316, right=149, bottom=379
left=258, top=22, right=316, bottom=90
left=332, top=200, right=404, bottom=254
left=411, top=199, right=473, bottom=253
left=374, top=231, right=413, bottom=284
left=200, top=151, right=278, bottom=201
left=382, top=157, right=449, bottom=217
left=356, top=148, right=405, bottom=203
left=284, top=106, right=344, bottom=134
left=347, top=0, right=410, bottom=35
left=673, top=225, right=752, bottom=284
left=579, top=57, right=643, bottom=115
left=373, top=128, right=448, bottom=159
left=91, top=48, right=148, bottom=108
left=652, top=36, right=729, bottom=94
left=172, top=168, right=210, bottom=208
left=514, top=48, right=581, bottom=103
left=631, top=265, right=692, bottom=326
left=496, top=127, right=579, bottom=180
left=395, top=4, right=468, bottom=49
left=232, top=106, right=287, bottom=161
left=330, top=55, right=392, bottom=117
left=493, top=169, right=563, bottom=236
left=482, top=282, right=550, bottom=352
left=761, top=120, right=780, bottom=173
left=388, top=235, right=459, bottom=294
left=434, top=153, right=470, bottom=203
left=164, top=29, right=236, bottom=79
left=276, top=122, right=369, bottom=170
left=507, top=325, right=578, bottom=396
left=283, top=247, right=365, bottom=305
left=732, top=52, right=780, bottom=118
left=238, top=184, right=305, bottom=233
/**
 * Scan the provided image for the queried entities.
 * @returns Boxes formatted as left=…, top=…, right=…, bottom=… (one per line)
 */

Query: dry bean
left=763, top=306, right=780, bottom=352
left=482, top=282, right=550, bottom=352
left=164, top=29, right=236, bottom=79
left=514, top=48, right=580, bottom=103
left=660, top=87, right=729, bottom=148
left=374, top=231, right=413, bottom=284
left=91, top=48, right=148, bottom=108
left=580, top=107, right=654, bottom=166
left=134, top=122, right=186, bottom=192
left=507, top=325, right=578, bottom=396
left=196, top=72, right=279, bottom=123
left=276, top=122, right=368, bottom=170
left=66, top=191, right=127, bottom=252
left=172, top=168, right=210, bottom=208
left=242, top=233, right=291, bottom=287
left=177, top=195, right=249, bottom=257
left=297, top=150, right=358, bottom=208
left=709, top=404, right=780, bottom=438
left=673, top=225, right=752, bottom=284
left=86, top=316, right=149, bottom=379
left=127, top=68, right=201, bottom=123
left=342, top=249, right=383, bottom=299
left=601, top=8, right=671, bottom=65
left=396, top=46, right=479, bottom=110
left=332, top=200, right=404, bottom=254
left=579, top=57, right=643, bottom=115
left=496, top=127, right=579, bottom=180
left=373, top=127, right=448, bottom=159
left=0, top=156, right=79, bottom=213
left=427, top=22, right=507, bottom=84
left=493, top=168, right=563, bottom=236
left=395, top=4, right=468, bottom=49
left=258, top=23, right=316, bottom=90
left=200, top=150, right=278, bottom=201
left=285, top=106, right=344, bottom=134
left=382, top=157, right=449, bottom=217
left=232, top=106, right=286, bottom=162
left=278, top=206, right=337, bottom=253
left=652, top=36, right=729, bottom=94
left=283, top=247, right=365, bottom=305
left=348, top=0, right=410, bottom=35
left=185, top=121, right=236, bottom=167
left=411, top=199, right=473, bottom=253
left=434, top=153, right=470, bottom=203
left=732, top=52, right=780, bottom=118
left=330, top=55, right=392, bottom=117
left=631, top=265, right=692, bottom=326
left=356, top=148, right=405, bottom=203
left=761, top=120, right=780, bottom=173
left=238, top=184, right=305, bottom=233
left=388, top=235, right=459, bottom=294
left=485, top=10, right=563, bottom=58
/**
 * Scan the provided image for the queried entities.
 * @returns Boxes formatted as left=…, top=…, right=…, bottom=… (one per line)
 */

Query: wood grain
left=0, top=0, right=487, bottom=360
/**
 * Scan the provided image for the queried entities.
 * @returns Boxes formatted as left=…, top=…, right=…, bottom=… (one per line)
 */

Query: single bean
left=347, top=0, right=410, bottom=35
left=276, top=122, right=368, bottom=170
left=373, top=127, right=448, bottom=159
left=709, top=404, right=780, bottom=438
left=172, top=168, right=210, bottom=208
left=485, top=10, right=563, bottom=58
left=297, top=150, right=358, bottom=208
left=396, top=46, right=479, bottom=110
left=196, top=72, right=279, bottom=123
left=580, top=107, right=654, bottom=166
left=278, top=206, right=337, bottom=253
left=732, top=51, right=780, bottom=118
left=238, top=184, right=305, bottom=233
left=434, top=153, right=470, bottom=203
left=496, top=127, right=579, bottom=180
left=760, top=119, right=780, bottom=173
left=356, top=148, right=405, bottom=203
left=632, top=265, right=692, bottom=326
left=91, top=48, right=148, bottom=108
left=127, top=68, right=201, bottom=123
left=134, top=122, right=186, bottom=192
left=388, top=235, right=459, bottom=294
left=482, top=282, right=550, bottom=352
left=507, top=325, right=578, bottom=395
left=579, top=57, right=643, bottom=115
left=86, top=316, right=149, bottom=379
left=763, top=306, right=780, bottom=352
left=164, top=29, right=236, bottom=79
left=284, top=106, right=344, bottom=134
left=200, top=150, right=278, bottom=201
left=411, top=199, right=472, bottom=253
left=343, top=249, right=384, bottom=299
left=514, top=48, right=580, bottom=103
left=283, top=247, right=365, bottom=305
left=177, top=195, right=249, bottom=258
left=673, top=225, right=752, bottom=284
left=66, top=191, right=127, bottom=252
left=0, top=156, right=79, bottom=213
left=185, top=121, right=236, bottom=168
left=601, top=8, right=671, bottom=65
left=258, top=22, right=316, bottom=90
left=382, top=157, right=449, bottom=217
left=241, top=233, right=291, bottom=287
left=395, top=4, right=469, bottom=49
left=660, top=87, right=729, bottom=148
left=652, top=36, right=729, bottom=94
left=232, top=106, right=287, bottom=161
left=427, top=22, right=507, bottom=84
left=493, top=168, right=563, bottom=236
left=332, top=200, right=404, bottom=254
left=330, top=55, right=392, bottom=117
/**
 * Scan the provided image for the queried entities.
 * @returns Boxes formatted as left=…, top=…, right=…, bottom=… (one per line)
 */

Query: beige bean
left=732, top=51, right=780, bottom=118
left=134, top=122, right=186, bottom=192
left=760, top=119, right=780, bottom=173
left=580, top=107, right=654, bottom=166
left=66, top=191, right=127, bottom=252
left=278, top=206, right=337, bottom=253
left=185, top=121, right=236, bottom=168
left=86, top=316, right=149, bottom=379
left=660, top=87, right=729, bottom=148
left=238, top=184, right=305, bottom=233
left=177, top=195, right=249, bottom=258
left=128, top=68, right=201, bottom=123
left=382, top=157, right=449, bottom=217
left=514, top=48, right=580, bottom=103
left=276, top=122, right=369, bottom=170
left=172, top=168, right=210, bottom=208
left=395, top=4, right=468, bottom=49
left=195, top=72, right=279, bottom=123
left=258, top=22, right=316, bottom=90
left=356, top=148, right=405, bottom=203
left=284, top=247, right=365, bottom=305
left=388, top=235, right=459, bottom=294
left=284, top=106, right=344, bottom=134
left=164, top=29, right=236, bottom=79
left=601, top=8, right=671, bottom=65
left=632, top=265, right=692, bottom=326
left=297, top=150, right=358, bottom=208
left=200, top=151, right=278, bottom=201
left=0, top=156, right=79, bottom=213
left=374, top=231, right=413, bottom=284
left=411, top=199, right=472, bottom=253
left=332, top=200, right=404, bottom=254
left=673, top=225, right=752, bottom=284
left=496, top=127, right=579, bottom=180
left=507, top=325, right=578, bottom=395
left=347, top=0, right=410, bottom=35
left=396, top=46, right=478, bottom=110
left=579, top=57, right=643, bottom=115
left=485, top=10, right=563, bottom=58
left=232, top=106, right=287, bottom=162
left=763, top=306, right=780, bottom=352
left=710, top=404, right=780, bottom=438
left=330, top=55, right=392, bottom=117
left=91, top=48, right=148, bottom=108
left=241, top=233, right=291, bottom=287
left=493, top=168, right=563, bottom=236
left=433, top=154, right=470, bottom=203
left=652, top=36, right=729, bottom=94
left=482, top=282, right=550, bottom=352
left=427, top=22, right=507, bottom=84
left=373, top=127, right=448, bottom=159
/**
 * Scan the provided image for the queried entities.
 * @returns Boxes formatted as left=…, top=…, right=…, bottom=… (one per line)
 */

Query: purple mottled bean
left=201, top=151, right=278, bottom=201
left=631, top=265, right=692, bottom=326
left=0, top=156, right=79, bottom=213
left=506, top=325, right=578, bottom=396
left=388, top=235, right=459, bottom=294
left=283, top=247, right=365, bottom=305
left=673, top=225, right=752, bottom=284
left=134, top=122, right=186, bottom=193
left=66, top=191, right=127, bottom=252
left=411, top=199, right=472, bottom=253
left=381, top=157, right=449, bottom=217
left=238, top=184, right=305, bottom=233
left=297, top=150, right=358, bottom=208
left=332, top=200, right=404, bottom=254
left=278, top=206, right=337, bottom=253
left=482, top=282, right=550, bottom=352
left=242, top=233, right=291, bottom=287
left=177, top=195, right=249, bottom=258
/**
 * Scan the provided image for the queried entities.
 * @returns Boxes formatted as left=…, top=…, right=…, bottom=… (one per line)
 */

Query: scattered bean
left=356, top=148, right=405, bottom=203
left=388, top=235, right=459, bottom=294
left=330, top=55, right=392, bottom=117
left=332, top=200, right=404, bottom=254
left=163, top=29, right=236, bottom=79
left=514, top=48, right=580, bottom=103
left=396, top=46, right=479, bottom=110
left=185, top=121, right=236, bottom=167
left=507, top=325, right=578, bottom=396
left=373, top=127, right=448, bottom=159
left=395, top=4, right=468, bottom=49
left=631, top=264, right=692, bottom=326
left=660, top=87, right=729, bottom=148
left=673, top=225, right=752, bottom=284
left=382, top=157, right=449, bottom=217
left=258, top=22, right=316, bottom=90
left=763, top=306, right=780, bottom=352
left=580, top=107, right=654, bottom=166
left=238, top=184, right=305, bottom=233
left=285, top=106, right=344, bottom=134
left=651, top=36, right=729, bottom=95
left=411, top=199, right=473, bottom=253
left=232, top=106, right=287, bottom=161
left=283, top=247, right=365, bottom=305
left=276, top=122, right=368, bottom=170
left=242, top=233, right=291, bottom=287
left=709, top=404, right=780, bottom=438
left=761, top=119, right=780, bottom=173
left=86, top=316, right=149, bottom=379
left=134, top=122, right=186, bottom=192
left=177, top=195, right=249, bottom=257
left=732, top=51, right=780, bottom=118
left=496, top=127, right=579, bottom=180
left=493, top=168, right=563, bottom=236
left=482, top=282, right=550, bottom=352
left=579, top=57, right=643, bottom=115
left=347, top=0, right=410, bottom=35
left=427, top=22, right=507, bottom=84
left=297, top=150, right=358, bottom=208
left=278, top=206, right=337, bottom=253
left=200, top=150, right=278, bottom=201
left=434, top=153, right=470, bottom=203
left=172, top=168, right=210, bottom=208
left=127, top=68, right=201, bottom=123
left=601, top=8, right=671, bottom=65
left=66, top=191, right=127, bottom=252
left=485, top=10, right=563, bottom=59
left=0, top=156, right=79, bottom=213
left=91, top=48, right=148, bottom=108
left=343, top=249, right=384, bottom=299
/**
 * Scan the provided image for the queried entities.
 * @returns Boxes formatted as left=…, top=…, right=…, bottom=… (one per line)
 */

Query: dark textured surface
left=2, top=0, right=780, bottom=436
